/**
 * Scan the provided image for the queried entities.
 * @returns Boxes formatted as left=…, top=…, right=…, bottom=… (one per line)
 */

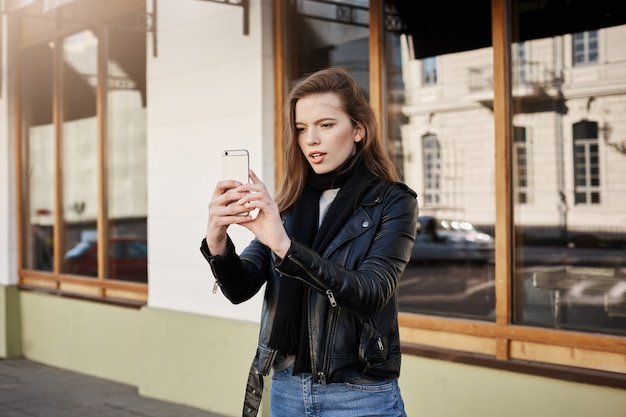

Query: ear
left=354, top=122, right=365, bottom=143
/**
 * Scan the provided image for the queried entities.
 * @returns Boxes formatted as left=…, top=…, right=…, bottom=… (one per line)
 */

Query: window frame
left=422, top=56, right=438, bottom=85
left=422, top=133, right=441, bottom=206
left=573, top=30, right=599, bottom=65
left=572, top=120, right=601, bottom=205
left=272, top=0, right=626, bottom=386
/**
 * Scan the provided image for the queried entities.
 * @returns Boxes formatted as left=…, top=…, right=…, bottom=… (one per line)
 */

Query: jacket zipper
left=326, top=289, right=337, bottom=307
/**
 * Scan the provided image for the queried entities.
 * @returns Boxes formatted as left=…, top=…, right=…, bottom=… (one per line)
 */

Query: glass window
left=572, top=121, right=601, bottom=205
left=385, top=1, right=496, bottom=320
left=285, top=0, right=370, bottom=92
left=18, top=2, right=148, bottom=300
left=573, top=30, right=599, bottom=65
left=513, top=126, right=529, bottom=204
left=514, top=29, right=625, bottom=336
left=422, top=57, right=437, bottom=85
left=513, top=42, right=527, bottom=84
left=105, top=17, right=148, bottom=283
left=20, top=43, right=55, bottom=273
left=59, top=30, right=100, bottom=276
left=422, top=134, right=441, bottom=206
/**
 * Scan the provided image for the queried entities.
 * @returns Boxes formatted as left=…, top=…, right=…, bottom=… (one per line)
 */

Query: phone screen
left=222, top=149, right=249, bottom=185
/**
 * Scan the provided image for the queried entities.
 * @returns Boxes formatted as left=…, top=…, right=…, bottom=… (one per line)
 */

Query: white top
left=319, top=188, right=340, bottom=227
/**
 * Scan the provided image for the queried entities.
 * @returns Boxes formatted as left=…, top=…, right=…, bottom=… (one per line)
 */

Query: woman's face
left=295, top=92, right=363, bottom=174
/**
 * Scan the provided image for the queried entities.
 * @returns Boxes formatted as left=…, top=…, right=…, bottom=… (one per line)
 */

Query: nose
left=305, top=128, right=320, bottom=145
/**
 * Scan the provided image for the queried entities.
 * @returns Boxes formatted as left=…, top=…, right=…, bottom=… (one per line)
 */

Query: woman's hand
left=206, top=170, right=291, bottom=258
left=237, top=170, right=292, bottom=258
left=206, top=179, right=254, bottom=256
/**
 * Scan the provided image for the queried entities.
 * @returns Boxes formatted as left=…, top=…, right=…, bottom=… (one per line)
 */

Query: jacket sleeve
left=274, top=184, right=418, bottom=317
left=200, top=236, right=272, bottom=304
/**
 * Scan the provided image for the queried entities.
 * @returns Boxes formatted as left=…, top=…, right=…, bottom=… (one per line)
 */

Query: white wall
left=0, top=13, right=18, bottom=287
left=146, top=0, right=274, bottom=322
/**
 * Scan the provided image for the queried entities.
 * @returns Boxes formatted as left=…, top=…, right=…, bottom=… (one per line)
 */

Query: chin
left=311, top=166, right=332, bottom=175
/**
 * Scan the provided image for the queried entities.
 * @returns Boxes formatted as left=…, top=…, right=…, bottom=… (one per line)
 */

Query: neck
left=308, top=153, right=361, bottom=190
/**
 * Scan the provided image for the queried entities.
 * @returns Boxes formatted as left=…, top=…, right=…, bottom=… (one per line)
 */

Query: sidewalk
left=0, top=358, right=228, bottom=417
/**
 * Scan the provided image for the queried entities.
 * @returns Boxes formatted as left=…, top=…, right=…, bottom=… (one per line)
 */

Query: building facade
left=1, top=1, right=625, bottom=416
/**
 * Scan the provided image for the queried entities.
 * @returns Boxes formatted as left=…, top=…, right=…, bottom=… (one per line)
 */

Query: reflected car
left=411, top=216, right=494, bottom=263
left=62, top=236, right=148, bottom=282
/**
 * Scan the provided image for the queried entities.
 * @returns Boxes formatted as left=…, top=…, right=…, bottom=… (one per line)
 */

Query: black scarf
left=268, top=154, right=376, bottom=375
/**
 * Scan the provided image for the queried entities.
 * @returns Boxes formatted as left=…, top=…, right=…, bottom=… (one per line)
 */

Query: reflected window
left=422, top=134, right=441, bottom=206
left=573, top=30, right=598, bottom=65
left=513, top=126, right=529, bottom=204
left=573, top=120, right=600, bottom=205
left=422, top=57, right=437, bottom=85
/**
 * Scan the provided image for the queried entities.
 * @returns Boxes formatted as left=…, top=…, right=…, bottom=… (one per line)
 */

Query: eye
left=320, top=122, right=334, bottom=128
left=296, top=127, right=306, bottom=134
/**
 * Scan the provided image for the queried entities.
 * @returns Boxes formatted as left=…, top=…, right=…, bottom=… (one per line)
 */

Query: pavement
left=0, top=358, right=228, bottom=417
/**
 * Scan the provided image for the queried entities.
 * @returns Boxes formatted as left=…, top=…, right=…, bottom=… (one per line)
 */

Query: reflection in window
left=515, top=26, right=625, bottom=336
left=513, top=42, right=526, bottom=84
left=287, top=0, right=370, bottom=92
left=386, top=2, right=496, bottom=321
left=19, top=6, right=147, bottom=287
left=60, top=30, right=99, bottom=275
left=513, top=126, right=529, bottom=204
left=573, top=30, right=598, bottom=65
left=422, top=57, right=437, bottom=85
left=20, top=43, right=55, bottom=272
left=573, top=120, right=600, bottom=205
left=422, top=134, right=441, bottom=206
left=106, top=17, right=148, bottom=283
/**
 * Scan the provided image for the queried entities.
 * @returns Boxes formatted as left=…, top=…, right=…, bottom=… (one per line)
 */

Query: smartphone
left=222, top=149, right=249, bottom=185
left=222, top=149, right=250, bottom=215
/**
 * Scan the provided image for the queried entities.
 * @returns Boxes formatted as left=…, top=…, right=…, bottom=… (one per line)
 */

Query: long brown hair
left=275, top=67, right=399, bottom=214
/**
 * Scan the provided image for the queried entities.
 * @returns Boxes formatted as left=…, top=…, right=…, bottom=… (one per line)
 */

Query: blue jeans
left=270, top=365, right=407, bottom=417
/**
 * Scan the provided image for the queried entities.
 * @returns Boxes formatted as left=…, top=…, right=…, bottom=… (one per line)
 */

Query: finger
left=213, top=180, right=244, bottom=197
left=209, top=203, right=251, bottom=224
left=249, top=170, right=261, bottom=184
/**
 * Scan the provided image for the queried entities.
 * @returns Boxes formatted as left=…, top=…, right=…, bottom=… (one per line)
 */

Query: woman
left=201, top=67, right=417, bottom=417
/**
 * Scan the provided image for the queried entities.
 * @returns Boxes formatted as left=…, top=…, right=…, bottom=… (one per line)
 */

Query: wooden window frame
left=273, top=0, right=626, bottom=386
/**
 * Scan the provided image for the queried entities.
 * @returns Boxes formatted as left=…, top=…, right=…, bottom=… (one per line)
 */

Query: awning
left=390, top=0, right=626, bottom=59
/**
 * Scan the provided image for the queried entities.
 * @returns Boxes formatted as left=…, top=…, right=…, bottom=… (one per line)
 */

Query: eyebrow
left=295, top=117, right=339, bottom=125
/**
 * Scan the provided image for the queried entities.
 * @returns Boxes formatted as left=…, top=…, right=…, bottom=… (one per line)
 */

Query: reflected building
left=401, top=26, right=626, bottom=242
left=396, top=19, right=626, bottom=333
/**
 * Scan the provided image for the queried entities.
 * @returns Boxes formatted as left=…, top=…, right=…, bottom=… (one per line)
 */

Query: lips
left=308, top=152, right=326, bottom=163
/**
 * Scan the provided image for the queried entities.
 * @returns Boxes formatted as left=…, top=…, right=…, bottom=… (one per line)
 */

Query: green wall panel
left=400, top=354, right=626, bottom=417
left=0, top=285, right=22, bottom=358
left=13, top=290, right=625, bottom=417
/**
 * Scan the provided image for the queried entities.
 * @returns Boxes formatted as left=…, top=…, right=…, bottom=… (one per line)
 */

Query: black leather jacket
left=200, top=181, right=417, bottom=417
